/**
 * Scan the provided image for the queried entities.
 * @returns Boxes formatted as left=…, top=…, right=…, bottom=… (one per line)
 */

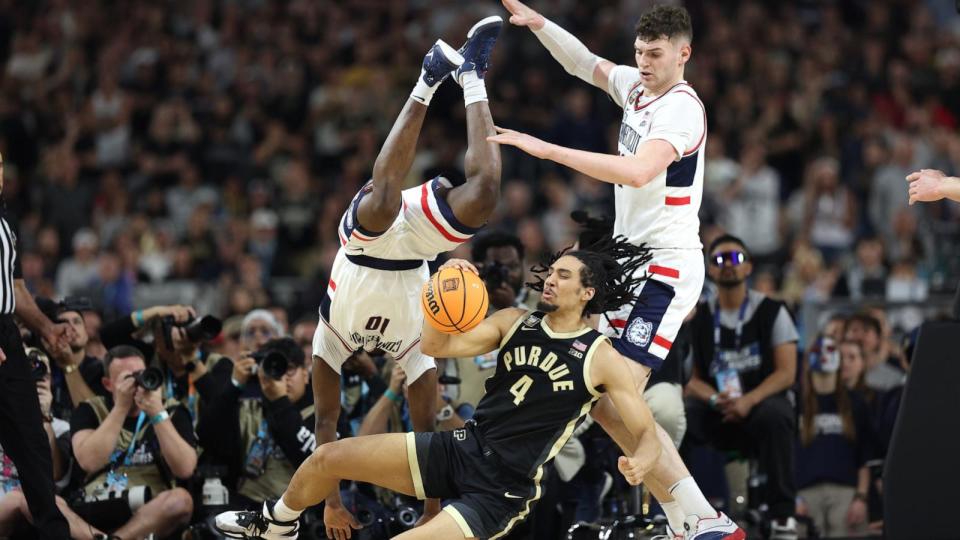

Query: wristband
left=384, top=389, right=402, bottom=403
left=134, top=310, right=145, bottom=328
left=708, top=393, right=719, bottom=409
left=231, top=377, right=245, bottom=389
left=150, top=410, right=170, bottom=425
left=63, top=364, right=78, bottom=374
left=853, top=492, right=868, bottom=503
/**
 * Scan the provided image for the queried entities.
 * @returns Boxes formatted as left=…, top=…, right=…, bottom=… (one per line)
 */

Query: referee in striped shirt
left=0, top=152, right=72, bottom=538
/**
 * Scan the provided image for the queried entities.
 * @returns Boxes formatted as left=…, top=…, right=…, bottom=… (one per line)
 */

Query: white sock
left=460, top=70, right=487, bottom=106
left=271, top=496, right=302, bottom=522
left=669, top=476, right=716, bottom=519
left=411, top=72, right=440, bottom=106
left=661, top=500, right=686, bottom=532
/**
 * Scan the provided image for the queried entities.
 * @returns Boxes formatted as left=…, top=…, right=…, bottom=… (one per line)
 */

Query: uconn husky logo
left=626, top=317, right=653, bottom=348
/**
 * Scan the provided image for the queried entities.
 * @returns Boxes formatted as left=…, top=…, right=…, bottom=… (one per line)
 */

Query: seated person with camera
left=0, top=347, right=106, bottom=539
left=69, top=345, right=197, bottom=538
left=197, top=338, right=318, bottom=508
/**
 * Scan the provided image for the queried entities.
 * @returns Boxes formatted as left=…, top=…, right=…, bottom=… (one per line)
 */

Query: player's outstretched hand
left=325, top=503, right=361, bottom=540
left=440, top=258, right=479, bottom=275
left=906, top=168, right=947, bottom=205
left=502, top=0, right=546, bottom=30
left=488, top=126, right=552, bottom=159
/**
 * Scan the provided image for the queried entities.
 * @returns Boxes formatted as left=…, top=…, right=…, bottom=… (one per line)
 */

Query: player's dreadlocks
left=526, top=234, right=653, bottom=316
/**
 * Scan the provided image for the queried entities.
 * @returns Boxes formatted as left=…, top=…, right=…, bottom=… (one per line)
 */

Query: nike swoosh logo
left=504, top=492, right=523, bottom=499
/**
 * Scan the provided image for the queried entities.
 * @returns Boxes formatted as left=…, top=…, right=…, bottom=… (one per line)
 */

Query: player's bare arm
left=906, top=168, right=960, bottom=204
left=488, top=128, right=677, bottom=188
left=421, top=306, right=524, bottom=359
left=590, top=341, right=661, bottom=484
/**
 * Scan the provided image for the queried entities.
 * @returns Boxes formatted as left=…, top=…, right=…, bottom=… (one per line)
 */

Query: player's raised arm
left=591, top=341, right=661, bottom=485
left=502, top=0, right=617, bottom=92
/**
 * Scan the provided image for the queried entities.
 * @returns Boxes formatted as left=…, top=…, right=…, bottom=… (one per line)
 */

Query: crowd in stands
left=1, top=0, right=958, bottom=538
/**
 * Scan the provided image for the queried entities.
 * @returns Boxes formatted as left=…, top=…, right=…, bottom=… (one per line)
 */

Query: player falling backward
left=295, top=16, right=503, bottom=539
left=216, top=240, right=663, bottom=540
left=491, top=2, right=745, bottom=539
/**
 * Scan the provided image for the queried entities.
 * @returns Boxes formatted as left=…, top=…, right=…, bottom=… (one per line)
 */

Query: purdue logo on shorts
left=442, top=278, right=460, bottom=292
left=626, top=317, right=653, bottom=348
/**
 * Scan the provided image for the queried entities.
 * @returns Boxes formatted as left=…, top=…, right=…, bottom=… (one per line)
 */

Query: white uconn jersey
left=607, top=66, right=706, bottom=249
left=314, top=176, right=479, bottom=382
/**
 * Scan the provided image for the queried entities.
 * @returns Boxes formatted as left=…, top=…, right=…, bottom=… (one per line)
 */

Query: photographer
left=35, top=297, right=107, bottom=420
left=0, top=348, right=106, bottom=539
left=69, top=346, right=196, bottom=538
left=196, top=337, right=317, bottom=507
left=100, top=305, right=231, bottom=421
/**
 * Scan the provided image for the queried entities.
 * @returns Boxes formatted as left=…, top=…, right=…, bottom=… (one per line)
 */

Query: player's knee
left=309, top=442, right=343, bottom=473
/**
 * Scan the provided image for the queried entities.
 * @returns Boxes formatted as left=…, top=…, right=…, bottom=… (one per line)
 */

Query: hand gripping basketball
left=422, top=261, right=488, bottom=334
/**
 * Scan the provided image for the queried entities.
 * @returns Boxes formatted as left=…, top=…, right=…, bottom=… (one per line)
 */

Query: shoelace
left=235, top=511, right=270, bottom=534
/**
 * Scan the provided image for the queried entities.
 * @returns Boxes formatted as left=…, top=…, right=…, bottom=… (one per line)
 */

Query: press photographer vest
left=82, top=396, right=174, bottom=498
left=236, top=400, right=315, bottom=502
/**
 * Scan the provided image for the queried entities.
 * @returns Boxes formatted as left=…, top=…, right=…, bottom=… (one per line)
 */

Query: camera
left=250, top=350, right=289, bottom=380
left=26, top=348, right=48, bottom=382
left=160, top=315, right=223, bottom=349
left=128, top=367, right=164, bottom=391
left=83, top=484, right=152, bottom=513
left=480, top=261, right=512, bottom=290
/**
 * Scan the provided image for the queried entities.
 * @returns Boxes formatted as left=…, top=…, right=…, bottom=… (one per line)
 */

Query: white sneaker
left=683, top=511, right=746, bottom=540
left=215, top=501, right=299, bottom=539
left=769, top=516, right=798, bottom=540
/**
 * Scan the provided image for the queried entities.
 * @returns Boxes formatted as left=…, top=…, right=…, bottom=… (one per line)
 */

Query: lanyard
left=122, top=411, right=148, bottom=467
left=713, top=296, right=749, bottom=370
left=256, top=419, right=269, bottom=440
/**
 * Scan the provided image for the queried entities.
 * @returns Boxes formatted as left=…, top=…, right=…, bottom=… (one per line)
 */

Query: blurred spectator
left=795, top=336, right=873, bottom=538
left=36, top=297, right=106, bottom=421
left=69, top=346, right=195, bottom=538
left=833, top=237, right=888, bottom=301
left=718, top=140, right=784, bottom=268
left=54, top=229, right=99, bottom=299
left=686, top=235, right=799, bottom=537
left=842, top=313, right=906, bottom=393
left=789, top=157, right=857, bottom=264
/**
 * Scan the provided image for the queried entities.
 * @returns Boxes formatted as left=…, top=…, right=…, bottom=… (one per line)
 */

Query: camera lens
left=396, top=507, right=418, bottom=528
left=132, top=367, right=164, bottom=391
left=184, top=315, right=223, bottom=343
left=31, top=359, right=48, bottom=381
left=356, top=508, right=376, bottom=528
left=261, top=351, right=289, bottom=380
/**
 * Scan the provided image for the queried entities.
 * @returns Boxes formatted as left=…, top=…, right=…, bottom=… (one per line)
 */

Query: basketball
left=421, top=267, right=489, bottom=334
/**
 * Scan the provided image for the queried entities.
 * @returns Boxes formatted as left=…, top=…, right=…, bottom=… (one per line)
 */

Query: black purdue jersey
left=473, top=311, right=608, bottom=480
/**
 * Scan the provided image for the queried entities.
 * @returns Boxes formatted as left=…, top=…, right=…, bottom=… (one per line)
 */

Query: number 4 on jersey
left=510, top=375, right=534, bottom=405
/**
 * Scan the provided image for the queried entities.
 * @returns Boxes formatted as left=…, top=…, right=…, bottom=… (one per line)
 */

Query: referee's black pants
left=0, top=317, right=70, bottom=538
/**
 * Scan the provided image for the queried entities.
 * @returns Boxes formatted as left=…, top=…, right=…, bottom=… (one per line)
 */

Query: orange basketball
left=421, top=267, right=489, bottom=334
